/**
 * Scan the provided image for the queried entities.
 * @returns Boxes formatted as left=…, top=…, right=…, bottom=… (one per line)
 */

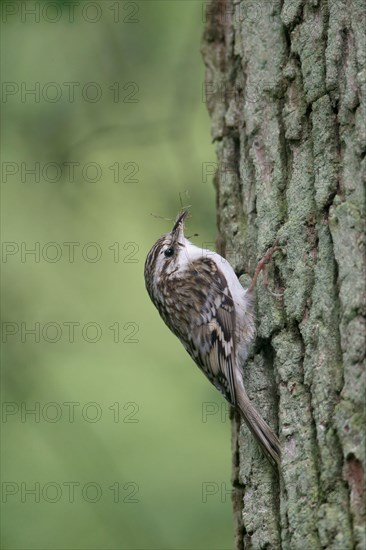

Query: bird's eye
left=164, top=247, right=174, bottom=258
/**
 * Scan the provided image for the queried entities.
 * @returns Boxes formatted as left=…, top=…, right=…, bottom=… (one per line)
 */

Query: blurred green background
left=1, top=1, right=234, bottom=549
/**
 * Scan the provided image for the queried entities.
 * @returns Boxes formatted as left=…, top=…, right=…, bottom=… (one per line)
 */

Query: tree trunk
left=201, top=1, right=365, bottom=548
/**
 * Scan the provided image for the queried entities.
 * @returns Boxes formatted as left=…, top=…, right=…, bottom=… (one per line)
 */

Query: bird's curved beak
left=170, top=210, right=188, bottom=244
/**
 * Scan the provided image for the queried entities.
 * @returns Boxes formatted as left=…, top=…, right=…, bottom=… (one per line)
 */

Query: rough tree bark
left=201, top=1, right=365, bottom=548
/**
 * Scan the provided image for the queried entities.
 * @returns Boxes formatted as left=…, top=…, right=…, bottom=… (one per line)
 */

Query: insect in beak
left=171, top=209, right=189, bottom=233
left=170, top=210, right=189, bottom=245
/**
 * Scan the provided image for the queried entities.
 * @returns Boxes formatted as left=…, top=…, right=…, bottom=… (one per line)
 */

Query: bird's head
left=144, top=210, right=191, bottom=295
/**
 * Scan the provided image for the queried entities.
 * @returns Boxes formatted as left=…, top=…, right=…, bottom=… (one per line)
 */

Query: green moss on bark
left=202, top=0, right=365, bottom=548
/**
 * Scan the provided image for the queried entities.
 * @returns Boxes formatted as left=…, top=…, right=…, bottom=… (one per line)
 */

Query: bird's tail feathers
left=236, top=384, right=280, bottom=469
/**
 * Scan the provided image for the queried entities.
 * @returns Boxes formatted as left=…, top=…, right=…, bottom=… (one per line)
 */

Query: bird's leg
left=248, top=245, right=279, bottom=293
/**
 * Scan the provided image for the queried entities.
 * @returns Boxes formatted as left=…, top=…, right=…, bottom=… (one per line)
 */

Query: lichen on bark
left=202, top=1, right=365, bottom=548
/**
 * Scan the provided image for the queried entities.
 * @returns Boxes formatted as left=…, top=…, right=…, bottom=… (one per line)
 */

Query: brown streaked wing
left=182, top=258, right=238, bottom=406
